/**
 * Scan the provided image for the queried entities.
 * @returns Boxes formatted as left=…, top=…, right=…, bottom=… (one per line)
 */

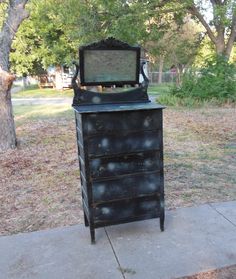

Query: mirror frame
left=79, top=38, right=140, bottom=86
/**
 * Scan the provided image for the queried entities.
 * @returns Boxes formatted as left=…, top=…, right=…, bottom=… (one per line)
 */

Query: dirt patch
left=0, top=107, right=235, bottom=235
left=0, top=119, right=83, bottom=235
left=164, top=107, right=236, bottom=209
left=178, top=264, right=236, bottom=279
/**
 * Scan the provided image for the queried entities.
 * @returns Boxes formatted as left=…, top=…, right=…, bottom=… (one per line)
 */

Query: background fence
left=149, top=72, right=176, bottom=84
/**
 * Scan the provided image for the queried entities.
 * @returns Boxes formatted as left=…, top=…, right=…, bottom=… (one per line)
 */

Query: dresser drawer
left=92, top=171, right=161, bottom=203
left=84, top=110, right=162, bottom=135
left=88, top=130, right=161, bottom=157
left=94, top=197, right=160, bottom=224
left=90, top=151, right=160, bottom=179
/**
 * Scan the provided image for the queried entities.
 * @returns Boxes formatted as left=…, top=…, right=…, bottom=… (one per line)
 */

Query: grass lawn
left=148, top=83, right=172, bottom=95
left=13, top=87, right=74, bottom=99
left=12, top=84, right=171, bottom=99
left=14, top=104, right=73, bottom=125
left=0, top=103, right=235, bottom=236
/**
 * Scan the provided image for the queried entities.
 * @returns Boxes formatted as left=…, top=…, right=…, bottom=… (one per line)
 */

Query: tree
left=10, top=0, right=78, bottom=75
left=0, top=0, right=29, bottom=152
left=183, top=0, right=236, bottom=59
left=10, top=0, right=149, bottom=76
left=10, top=15, right=43, bottom=75
left=127, top=0, right=236, bottom=59
left=167, top=21, right=204, bottom=84
left=145, top=19, right=202, bottom=84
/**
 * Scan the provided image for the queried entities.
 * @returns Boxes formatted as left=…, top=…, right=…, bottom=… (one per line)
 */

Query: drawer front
left=94, top=197, right=160, bottom=223
left=88, top=130, right=160, bottom=157
left=84, top=110, right=162, bottom=135
left=90, top=151, right=160, bottom=179
left=92, top=172, right=161, bottom=203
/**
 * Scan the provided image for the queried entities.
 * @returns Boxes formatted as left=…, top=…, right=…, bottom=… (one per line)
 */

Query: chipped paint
left=75, top=106, right=164, bottom=243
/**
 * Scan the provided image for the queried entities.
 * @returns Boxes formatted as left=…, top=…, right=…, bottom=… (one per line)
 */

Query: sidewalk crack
left=104, top=227, right=126, bottom=279
left=208, top=203, right=236, bottom=227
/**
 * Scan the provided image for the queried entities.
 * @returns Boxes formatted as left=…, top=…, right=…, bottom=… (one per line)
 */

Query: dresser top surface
left=73, top=102, right=165, bottom=114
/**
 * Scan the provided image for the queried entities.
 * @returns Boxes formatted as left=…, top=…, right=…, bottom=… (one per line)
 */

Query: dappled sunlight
left=13, top=88, right=74, bottom=99
left=14, top=104, right=73, bottom=123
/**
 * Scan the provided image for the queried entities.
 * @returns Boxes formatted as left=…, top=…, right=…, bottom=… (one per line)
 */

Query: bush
left=169, top=56, right=236, bottom=104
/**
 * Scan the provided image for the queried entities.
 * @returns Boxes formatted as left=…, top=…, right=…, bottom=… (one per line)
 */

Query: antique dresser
left=72, top=38, right=165, bottom=243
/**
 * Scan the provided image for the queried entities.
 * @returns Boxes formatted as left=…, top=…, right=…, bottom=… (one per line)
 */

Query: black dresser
left=72, top=38, right=165, bottom=243
left=74, top=103, right=165, bottom=243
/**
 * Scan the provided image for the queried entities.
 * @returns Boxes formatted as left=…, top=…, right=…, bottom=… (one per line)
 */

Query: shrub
left=169, top=56, right=236, bottom=104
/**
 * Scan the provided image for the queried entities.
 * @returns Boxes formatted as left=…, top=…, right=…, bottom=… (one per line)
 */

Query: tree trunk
left=176, top=64, right=183, bottom=86
left=158, top=56, right=164, bottom=84
left=0, top=69, right=17, bottom=151
left=0, top=0, right=29, bottom=152
left=189, top=3, right=236, bottom=60
left=215, top=38, right=234, bottom=60
left=215, top=37, right=226, bottom=56
left=23, top=75, right=28, bottom=89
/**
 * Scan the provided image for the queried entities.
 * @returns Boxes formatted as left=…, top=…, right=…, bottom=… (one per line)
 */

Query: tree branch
left=210, top=0, right=217, bottom=5
left=225, top=13, right=236, bottom=57
left=0, top=0, right=29, bottom=70
left=210, top=0, right=225, bottom=43
left=210, top=0, right=222, bottom=5
left=188, top=5, right=217, bottom=45
left=222, top=0, right=229, bottom=4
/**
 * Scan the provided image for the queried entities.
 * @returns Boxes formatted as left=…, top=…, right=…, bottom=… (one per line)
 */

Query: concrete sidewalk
left=0, top=201, right=235, bottom=279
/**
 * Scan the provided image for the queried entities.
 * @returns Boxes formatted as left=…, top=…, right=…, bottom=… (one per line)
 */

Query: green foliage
left=169, top=56, right=236, bottom=104
left=147, top=20, right=201, bottom=63
left=9, top=0, right=235, bottom=77
left=157, top=93, right=218, bottom=107
left=0, top=2, right=8, bottom=29
left=10, top=0, right=174, bottom=75
left=10, top=0, right=78, bottom=75
left=193, top=36, right=215, bottom=68
left=9, top=1, right=129, bottom=74
left=148, top=84, right=171, bottom=95
left=10, top=17, right=44, bottom=75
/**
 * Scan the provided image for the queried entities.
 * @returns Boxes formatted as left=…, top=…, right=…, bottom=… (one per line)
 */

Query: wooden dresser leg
left=160, top=200, right=165, bottom=232
left=160, top=217, right=164, bottom=232
left=90, top=228, right=96, bottom=244
left=84, top=212, right=89, bottom=227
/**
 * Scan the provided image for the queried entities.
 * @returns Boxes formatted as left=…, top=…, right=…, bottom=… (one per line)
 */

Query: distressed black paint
left=74, top=104, right=165, bottom=243
left=92, top=171, right=161, bottom=203
left=88, top=130, right=160, bottom=157
left=94, top=196, right=160, bottom=223
left=90, top=151, right=160, bottom=178
left=84, top=110, right=162, bottom=134
left=72, top=38, right=165, bottom=244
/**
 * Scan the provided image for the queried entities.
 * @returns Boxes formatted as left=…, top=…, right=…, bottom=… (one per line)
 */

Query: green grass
left=13, top=87, right=74, bottom=99
left=14, top=104, right=73, bottom=125
left=156, top=93, right=235, bottom=107
left=148, top=83, right=172, bottom=95
left=13, top=84, right=171, bottom=99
